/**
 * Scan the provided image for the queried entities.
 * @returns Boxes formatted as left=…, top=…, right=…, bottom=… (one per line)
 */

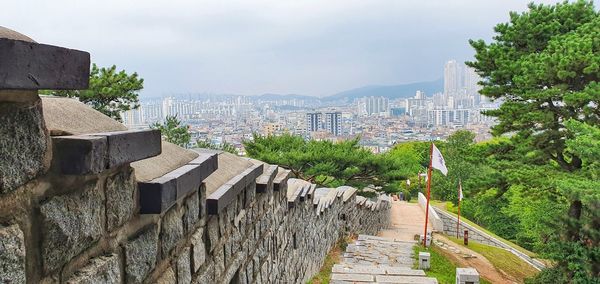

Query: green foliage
left=44, top=63, right=144, bottom=121
left=467, top=0, right=599, bottom=172
left=466, top=2, right=600, bottom=281
left=196, top=139, right=238, bottom=154
left=244, top=133, right=397, bottom=188
left=150, top=115, right=191, bottom=147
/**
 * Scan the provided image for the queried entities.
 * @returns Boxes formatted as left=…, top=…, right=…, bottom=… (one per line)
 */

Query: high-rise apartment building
left=324, top=112, right=342, bottom=136
left=305, top=112, right=322, bottom=133
left=365, top=96, right=389, bottom=116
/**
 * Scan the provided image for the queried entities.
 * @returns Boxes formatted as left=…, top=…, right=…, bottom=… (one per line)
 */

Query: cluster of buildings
left=121, top=60, right=499, bottom=153
left=404, top=60, right=496, bottom=128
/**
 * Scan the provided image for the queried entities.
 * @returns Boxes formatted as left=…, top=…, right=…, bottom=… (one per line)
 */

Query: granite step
left=333, top=264, right=426, bottom=276
left=330, top=272, right=438, bottom=284
left=332, top=235, right=438, bottom=283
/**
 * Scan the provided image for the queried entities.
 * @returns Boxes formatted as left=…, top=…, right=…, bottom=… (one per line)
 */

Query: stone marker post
left=418, top=251, right=431, bottom=270
left=456, top=267, right=480, bottom=284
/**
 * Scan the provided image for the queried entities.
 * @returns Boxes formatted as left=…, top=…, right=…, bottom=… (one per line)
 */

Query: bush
left=403, top=190, right=412, bottom=202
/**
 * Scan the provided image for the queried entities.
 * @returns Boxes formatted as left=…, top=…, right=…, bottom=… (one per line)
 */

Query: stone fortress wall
left=0, top=27, right=391, bottom=283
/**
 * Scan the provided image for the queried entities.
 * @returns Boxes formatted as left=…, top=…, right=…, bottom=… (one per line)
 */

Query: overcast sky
left=3, top=0, right=565, bottom=97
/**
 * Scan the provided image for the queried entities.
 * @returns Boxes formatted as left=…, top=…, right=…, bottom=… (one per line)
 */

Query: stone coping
left=0, top=38, right=89, bottom=90
left=202, top=151, right=255, bottom=196
left=138, top=151, right=218, bottom=214
left=52, top=129, right=161, bottom=175
left=206, top=163, right=263, bottom=215
left=256, top=165, right=278, bottom=193
left=272, top=167, right=291, bottom=192
left=133, top=143, right=200, bottom=183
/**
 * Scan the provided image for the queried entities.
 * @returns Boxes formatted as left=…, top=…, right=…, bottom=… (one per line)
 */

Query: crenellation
left=0, top=29, right=391, bottom=282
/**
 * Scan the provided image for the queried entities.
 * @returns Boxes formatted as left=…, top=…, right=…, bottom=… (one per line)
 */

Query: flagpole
left=457, top=179, right=461, bottom=239
left=423, top=143, right=434, bottom=247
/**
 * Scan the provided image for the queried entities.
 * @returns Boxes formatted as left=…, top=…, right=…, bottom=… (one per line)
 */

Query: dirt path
left=433, top=234, right=519, bottom=284
left=378, top=200, right=431, bottom=241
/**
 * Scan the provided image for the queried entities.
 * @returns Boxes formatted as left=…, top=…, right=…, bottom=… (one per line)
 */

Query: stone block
left=91, top=129, right=161, bottom=168
left=385, top=267, right=426, bottom=276
left=213, top=247, right=225, bottom=280
left=41, top=181, right=104, bottom=273
left=206, top=216, right=219, bottom=252
left=138, top=175, right=177, bottom=215
left=198, top=183, right=207, bottom=224
left=177, top=247, right=192, bottom=284
left=125, top=224, right=159, bottom=283
left=330, top=273, right=374, bottom=282
left=52, top=135, right=106, bottom=175
left=66, top=254, right=121, bottom=284
left=191, top=228, right=206, bottom=272
left=106, top=168, right=136, bottom=231
left=0, top=224, right=25, bottom=283
left=183, top=191, right=200, bottom=234
left=376, top=275, right=438, bottom=283
left=456, top=267, right=479, bottom=284
left=193, top=261, right=215, bottom=284
left=161, top=207, right=184, bottom=256
left=0, top=38, right=90, bottom=90
left=0, top=99, right=47, bottom=193
left=155, top=266, right=175, bottom=284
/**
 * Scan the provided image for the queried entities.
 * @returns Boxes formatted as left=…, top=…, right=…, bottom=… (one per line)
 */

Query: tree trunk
left=567, top=199, right=583, bottom=241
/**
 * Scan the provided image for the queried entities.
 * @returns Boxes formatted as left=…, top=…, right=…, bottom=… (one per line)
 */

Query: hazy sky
left=3, top=0, right=565, bottom=97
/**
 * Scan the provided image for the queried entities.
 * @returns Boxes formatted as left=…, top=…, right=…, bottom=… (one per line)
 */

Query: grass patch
left=412, top=245, right=456, bottom=284
left=446, top=236, right=538, bottom=282
left=413, top=244, right=491, bottom=284
left=432, top=201, right=537, bottom=258
left=307, top=236, right=351, bottom=284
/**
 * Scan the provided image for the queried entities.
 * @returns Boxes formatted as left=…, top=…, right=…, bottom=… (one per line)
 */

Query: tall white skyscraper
left=444, top=60, right=462, bottom=95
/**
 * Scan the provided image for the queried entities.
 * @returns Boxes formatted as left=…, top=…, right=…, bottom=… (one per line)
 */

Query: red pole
left=423, top=143, right=434, bottom=247
left=457, top=198, right=461, bottom=239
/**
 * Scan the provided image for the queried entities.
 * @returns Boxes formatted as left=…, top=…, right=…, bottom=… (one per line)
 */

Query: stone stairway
left=331, top=235, right=438, bottom=283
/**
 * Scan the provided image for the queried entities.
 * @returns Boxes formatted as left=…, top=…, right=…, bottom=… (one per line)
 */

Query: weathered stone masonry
left=0, top=27, right=391, bottom=283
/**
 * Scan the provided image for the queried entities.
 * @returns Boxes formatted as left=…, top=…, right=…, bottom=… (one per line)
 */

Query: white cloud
left=1, top=0, right=567, bottom=96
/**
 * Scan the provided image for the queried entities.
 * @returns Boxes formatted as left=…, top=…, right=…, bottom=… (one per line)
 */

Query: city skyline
left=121, top=59, right=497, bottom=155
left=2, top=0, right=566, bottom=97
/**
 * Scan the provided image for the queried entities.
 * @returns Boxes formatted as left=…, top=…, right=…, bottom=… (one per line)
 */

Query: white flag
left=458, top=180, right=464, bottom=201
left=431, top=143, right=448, bottom=176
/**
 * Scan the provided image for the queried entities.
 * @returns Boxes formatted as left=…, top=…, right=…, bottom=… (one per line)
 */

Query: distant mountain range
left=256, top=93, right=319, bottom=101
left=322, top=78, right=443, bottom=102
left=144, top=78, right=443, bottom=102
